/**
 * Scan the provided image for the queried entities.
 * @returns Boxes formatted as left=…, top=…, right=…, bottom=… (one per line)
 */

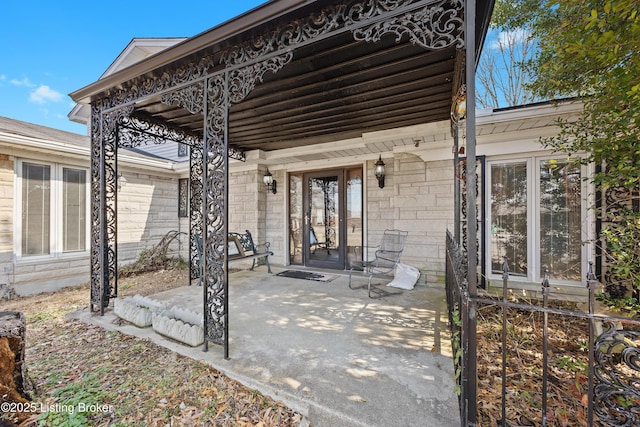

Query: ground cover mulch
left=475, top=296, right=640, bottom=427
left=1, top=267, right=304, bottom=427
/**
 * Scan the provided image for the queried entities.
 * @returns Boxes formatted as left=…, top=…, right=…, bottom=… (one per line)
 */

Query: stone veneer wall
left=0, top=154, right=14, bottom=289
left=1, top=151, right=94, bottom=295
left=228, top=169, right=261, bottom=235
left=226, top=167, right=284, bottom=268
left=263, top=168, right=285, bottom=261
left=117, top=171, right=182, bottom=266
left=366, top=153, right=454, bottom=285
left=7, top=168, right=183, bottom=296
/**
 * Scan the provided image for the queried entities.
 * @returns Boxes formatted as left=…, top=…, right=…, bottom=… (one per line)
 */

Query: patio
left=76, top=267, right=459, bottom=427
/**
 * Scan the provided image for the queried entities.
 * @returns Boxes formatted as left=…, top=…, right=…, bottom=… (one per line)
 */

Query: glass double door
left=289, top=167, right=362, bottom=270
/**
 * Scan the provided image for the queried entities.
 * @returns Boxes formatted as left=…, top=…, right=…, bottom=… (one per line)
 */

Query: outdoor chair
left=348, top=229, right=408, bottom=298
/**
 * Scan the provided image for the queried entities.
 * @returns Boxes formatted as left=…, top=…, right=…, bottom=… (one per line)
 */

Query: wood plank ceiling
left=130, top=22, right=461, bottom=153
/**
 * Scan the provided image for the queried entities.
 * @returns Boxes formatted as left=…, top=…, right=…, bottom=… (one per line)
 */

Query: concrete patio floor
left=75, top=267, right=460, bottom=427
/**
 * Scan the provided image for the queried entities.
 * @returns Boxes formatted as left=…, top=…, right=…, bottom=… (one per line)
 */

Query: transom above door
left=289, top=167, right=362, bottom=270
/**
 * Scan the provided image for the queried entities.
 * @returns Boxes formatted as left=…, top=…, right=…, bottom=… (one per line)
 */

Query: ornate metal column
left=189, top=139, right=204, bottom=284
left=89, top=103, right=132, bottom=314
left=463, top=0, right=478, bottom=425
left=202, top=74, right=229, bottom=354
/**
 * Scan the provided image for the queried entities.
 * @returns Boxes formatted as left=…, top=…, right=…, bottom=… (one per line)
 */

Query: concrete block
left=114, top=295, right=167, bottom=328
left=152, top=306, right=204, bottom=347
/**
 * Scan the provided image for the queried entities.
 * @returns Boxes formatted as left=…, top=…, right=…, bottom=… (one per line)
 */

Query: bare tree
left=477, top=29, right=540, bottom=109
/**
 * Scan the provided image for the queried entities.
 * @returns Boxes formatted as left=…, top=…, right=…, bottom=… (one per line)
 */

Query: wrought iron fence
left=445, top=230, right=640, bottom=427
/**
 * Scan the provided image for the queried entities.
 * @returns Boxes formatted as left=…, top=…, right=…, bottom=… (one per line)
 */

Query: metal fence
left=445, top=230, right=640, bottom=427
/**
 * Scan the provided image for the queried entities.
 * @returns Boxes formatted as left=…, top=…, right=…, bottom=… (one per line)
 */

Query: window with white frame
left=487, top=157, right=585, bottom=284
left=19, top=160, right=88, bottom=257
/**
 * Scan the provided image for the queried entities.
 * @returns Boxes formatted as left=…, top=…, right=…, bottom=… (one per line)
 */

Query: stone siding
left=116, top=171, right=182, bottom=265
left=366, top=154, right=454, bottom=285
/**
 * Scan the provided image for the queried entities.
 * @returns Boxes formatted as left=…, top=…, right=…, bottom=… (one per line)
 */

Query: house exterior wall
left=0, top=135, right=186, bottom=296
left=0, top=153, right=14, bottom=291
left=256, top=155, right=455, bottom=285
left=116, top=169, right=183, bottom=266
left=0, top=143, right=95, bottom=296
left=1, top=101, right=588, bottom=296
left=365, top=154, right=455, bottom=285
left=263, top=168, right=285, bottom=260
left=250, top=102, right=590, bottom=291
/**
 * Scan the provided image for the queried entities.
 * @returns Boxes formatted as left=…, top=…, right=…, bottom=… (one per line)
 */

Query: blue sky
left=0, top=1, right=265, bottom=135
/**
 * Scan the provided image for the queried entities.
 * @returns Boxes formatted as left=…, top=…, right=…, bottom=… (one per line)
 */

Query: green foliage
left=491, top=0, right=549, bottom=31
left=554, top=355, right=588, bottom=375
left=494, top=0, right=640, bottom=302
left=37, top=371, right=110, bottom=426
left=596, top=292, right=640, bottom=316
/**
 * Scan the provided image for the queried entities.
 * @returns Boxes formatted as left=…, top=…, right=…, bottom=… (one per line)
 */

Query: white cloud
left=29, top=85, right=63, bottom=104
left=490, top=29, right=531, bottom=50
left=10, top=77, right=34, bottom=87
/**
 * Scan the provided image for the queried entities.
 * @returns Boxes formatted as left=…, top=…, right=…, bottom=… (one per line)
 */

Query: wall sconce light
left=374, top=155, right=385, bottom=189
left=117, top=173, right=127, bottom=191
left=263, top=168, right=277, bottom=194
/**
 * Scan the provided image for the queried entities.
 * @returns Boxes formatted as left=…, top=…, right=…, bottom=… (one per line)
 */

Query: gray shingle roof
left=0, top=116, right=88, bottom=147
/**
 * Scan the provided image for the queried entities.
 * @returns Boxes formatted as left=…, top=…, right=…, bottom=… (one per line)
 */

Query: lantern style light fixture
left=263, top=168, right=277, bottom=194
left=374, top=155, right=385, bottom=189
left=117, top=172, right=127, bottom=191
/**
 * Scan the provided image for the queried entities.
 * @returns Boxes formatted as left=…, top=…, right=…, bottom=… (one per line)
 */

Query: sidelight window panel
left=539, top=160, right=582, bottom=281
left=490, top=162, right=528, bottom=276
left=62, top=168, right=87, bottom=252
left=22, top=163, right=51, bottom=256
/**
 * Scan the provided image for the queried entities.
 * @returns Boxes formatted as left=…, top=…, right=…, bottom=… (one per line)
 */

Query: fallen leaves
left=476, top=301, right=606, bottom=427
left=1, top=267, right=304, bottom=426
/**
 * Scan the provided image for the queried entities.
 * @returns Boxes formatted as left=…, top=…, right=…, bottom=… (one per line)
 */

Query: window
left=19, top=161, right=88, bottom=257
left=488, top=157, right=585, bottom=283
left=538, top=159, right=582, bottom=281
left=22, top=163, right=51, bottom=255
left=62, top=168, right=87, bottom=252
left=490, top=161, right=528, bottom=276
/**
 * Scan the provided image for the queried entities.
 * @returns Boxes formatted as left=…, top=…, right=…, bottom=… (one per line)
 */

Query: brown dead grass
left=1, top=267, right=304, bottom=426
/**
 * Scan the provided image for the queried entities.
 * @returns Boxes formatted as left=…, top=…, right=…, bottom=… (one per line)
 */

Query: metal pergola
left=70, top=0, right=493, bottom=375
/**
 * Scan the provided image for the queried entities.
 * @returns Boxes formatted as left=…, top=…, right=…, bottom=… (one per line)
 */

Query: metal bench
left=194, top=230, right=273, bottom=285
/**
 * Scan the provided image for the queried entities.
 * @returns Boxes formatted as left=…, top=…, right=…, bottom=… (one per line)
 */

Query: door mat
left=276, top=270, right=337, bottom=282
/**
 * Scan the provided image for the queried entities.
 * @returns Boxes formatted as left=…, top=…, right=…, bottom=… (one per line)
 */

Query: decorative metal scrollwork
left=228, top=146, right=246, bottom=162
left=446, top=230, right=467, bottom=286
left=594, top=321, right=640, bottom=426
left=600, top=167, right=639, bottom=298
left=89, top=0, right=469, bottom=345
left=221, top=6, right=342, bottom=65
left=457, top=156, right=482, bottom=282
left=221, top=0, right=461, bottom=66
left=100, top=55, right=216, bottom=112
left=89, top=104, right=104, bottom=310
left=203, top=74, right=228, bottom=344
left=161, top=82, right=205, bottom=115
left=227, top=53, right=294, bottom=103
left=118, top=114, right=201, bottom=149
left=90, top=103, right=133, bottom=311
left=190, top=140, right=204, bottom=283
left=353, top=0, right=464, bottom=49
